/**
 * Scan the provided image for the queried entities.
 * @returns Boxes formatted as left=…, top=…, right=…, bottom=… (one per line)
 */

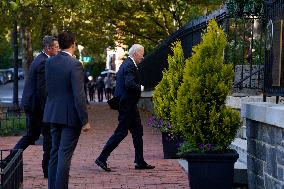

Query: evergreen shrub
left=173, top=20, right=241, bottom=153
left=151, top=41, right=185, bottom=133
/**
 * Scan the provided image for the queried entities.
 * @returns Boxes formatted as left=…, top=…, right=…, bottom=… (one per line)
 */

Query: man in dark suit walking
left=95, top=44, right=155, bottom=171
left=0, top=36, right=59, bottom=178
left=43, top=32, right=90, bottom=189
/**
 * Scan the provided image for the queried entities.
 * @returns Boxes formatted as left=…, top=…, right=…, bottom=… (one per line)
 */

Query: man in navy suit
left=0, top=36, right=59, bottom=178
left=95, top=44, right=155, bottom=171
left=43, top=32, right=90, bottom=189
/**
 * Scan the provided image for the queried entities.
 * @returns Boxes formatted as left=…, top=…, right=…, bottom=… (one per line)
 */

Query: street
left=0, top=79, right=109, bottom=105
left=0, top=80, right=24, bottom=104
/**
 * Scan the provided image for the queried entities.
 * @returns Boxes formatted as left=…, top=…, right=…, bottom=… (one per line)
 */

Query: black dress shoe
left=95, top=159, right=111, bottom=172
left=135, top=163, right=155, bottom=170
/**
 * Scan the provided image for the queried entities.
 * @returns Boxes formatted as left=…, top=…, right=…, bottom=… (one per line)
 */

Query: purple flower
left=147, top=115, right=174, bottom=133
left=159, top=119, right=164, bottom=126
left=147, top=117, right=154, bottom=126
left=167, top=123, right=172, bottom=129
left=199, top=144, right=205, bottom=149
left=208, top=143, right=213, bottom=150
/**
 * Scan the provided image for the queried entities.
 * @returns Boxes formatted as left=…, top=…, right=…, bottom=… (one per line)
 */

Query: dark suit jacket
left=43, top=51, right=88, bottom=128
left=21, top=52, right=48, bottom=116
left=115, top=57, right=141, bottom=106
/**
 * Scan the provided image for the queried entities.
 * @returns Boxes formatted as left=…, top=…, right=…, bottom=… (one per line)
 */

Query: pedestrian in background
left=111, top=75, right=116, bottom=96
left=95, top=44, right=155, bottom=171
left=84, top=70, right=89, bottom=104
left=96, top=76, right=105, bottom=102
left=43, top=31, right=90, bottom=189
left=88, top=77, right=96, bottom=102
left=104, top=75, right=112, bottom=100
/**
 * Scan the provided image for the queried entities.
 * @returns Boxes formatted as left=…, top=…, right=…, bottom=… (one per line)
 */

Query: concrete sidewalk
left=0, top=103, right=189, bottom=189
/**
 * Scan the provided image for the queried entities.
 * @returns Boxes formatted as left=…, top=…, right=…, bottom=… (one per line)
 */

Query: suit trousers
left=6, top=113, right=51, bottom=175
left=48, top=124, right=81, bottom=189
left=98, top=100, right=144, bottom=164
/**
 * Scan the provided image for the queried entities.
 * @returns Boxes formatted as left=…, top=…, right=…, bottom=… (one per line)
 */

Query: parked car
left=8, top=67, right=24, bottom=80
left=18, top=68, right=24, bottom=79
left=5, top=68, right=14, bottom=82
left=0, top=71, right=7, bottom=84
left=0, top=69, right=9, bottom=84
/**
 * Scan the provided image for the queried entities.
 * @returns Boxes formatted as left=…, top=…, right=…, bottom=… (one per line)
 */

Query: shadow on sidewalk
left=0, top=104, right=189, bottom=189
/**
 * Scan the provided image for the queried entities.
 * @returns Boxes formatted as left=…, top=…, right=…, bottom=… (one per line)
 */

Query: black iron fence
left=139, top=6, right=267, bottom=94
left=139, top=8, right=227, bottom=91
left=226, top=15, right=266, bottom=93
left=0, top=107, right=25, bottom=136
left=0, top=149, right=23, bottom=189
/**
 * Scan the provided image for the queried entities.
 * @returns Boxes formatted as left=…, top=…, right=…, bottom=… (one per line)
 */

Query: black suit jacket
left=115, top=57, right=141, bottom=108
left=21, top=52, right=48, bottom=116
left=43, top=51, right=88, bottom=128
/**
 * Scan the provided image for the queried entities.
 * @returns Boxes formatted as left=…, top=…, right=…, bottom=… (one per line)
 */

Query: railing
left=0, top=106, right=25, bottom=136
left=226, top=15, right=266, bottom=93
left=233, top=67, right=264, bottom=89
left=139, top=7, right=227, bottom=91
left=139, top=6, right=266, bottom=94
left=0, top=149, right=23, bottom=189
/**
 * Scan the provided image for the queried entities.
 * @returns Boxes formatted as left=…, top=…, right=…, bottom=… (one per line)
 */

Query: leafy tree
left=225, top=0, right=264, bottom=16
left=83, top=53, right=106, bottom=77
left=90, top=0, right=222, bottom=52
left=0, top=1, right=15, bottom=69
left=0, top=17, right=12, bottom=69
left=0, top=0, right=224, bottom=72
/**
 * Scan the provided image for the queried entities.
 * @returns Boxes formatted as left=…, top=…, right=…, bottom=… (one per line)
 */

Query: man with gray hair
left=0, top=36, right=59, bottom=178
left=95, top=44, right=155, bottom=171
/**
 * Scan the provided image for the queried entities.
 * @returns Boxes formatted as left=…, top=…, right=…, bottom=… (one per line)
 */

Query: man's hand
left=82, top=122, right=91, bottom=132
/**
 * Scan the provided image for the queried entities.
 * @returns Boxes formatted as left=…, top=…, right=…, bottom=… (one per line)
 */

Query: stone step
left=236, top=125, right=247, bottom=139
left=230, top=138, right=247, bottom=164
left=178, top=159, right=188, bottom=173
left=234, top=161, right=248, bottom=187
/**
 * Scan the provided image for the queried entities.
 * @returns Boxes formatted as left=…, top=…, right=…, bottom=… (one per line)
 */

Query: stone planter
left=183, top=149, right=239, bottom=189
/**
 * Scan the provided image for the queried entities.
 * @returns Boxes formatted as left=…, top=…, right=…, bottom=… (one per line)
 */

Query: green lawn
left=0, top=115, right=26, bottom=136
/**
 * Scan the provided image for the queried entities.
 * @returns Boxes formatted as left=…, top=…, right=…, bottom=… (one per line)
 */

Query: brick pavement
left=0, top=103, right=189, bottom=189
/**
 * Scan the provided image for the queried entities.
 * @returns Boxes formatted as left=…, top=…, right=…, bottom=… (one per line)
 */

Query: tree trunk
left=20, top=26, right=33, bottom=81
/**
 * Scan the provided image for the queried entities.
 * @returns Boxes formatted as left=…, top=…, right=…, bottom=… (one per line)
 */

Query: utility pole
left=12, top=11, right=19, bottom=108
